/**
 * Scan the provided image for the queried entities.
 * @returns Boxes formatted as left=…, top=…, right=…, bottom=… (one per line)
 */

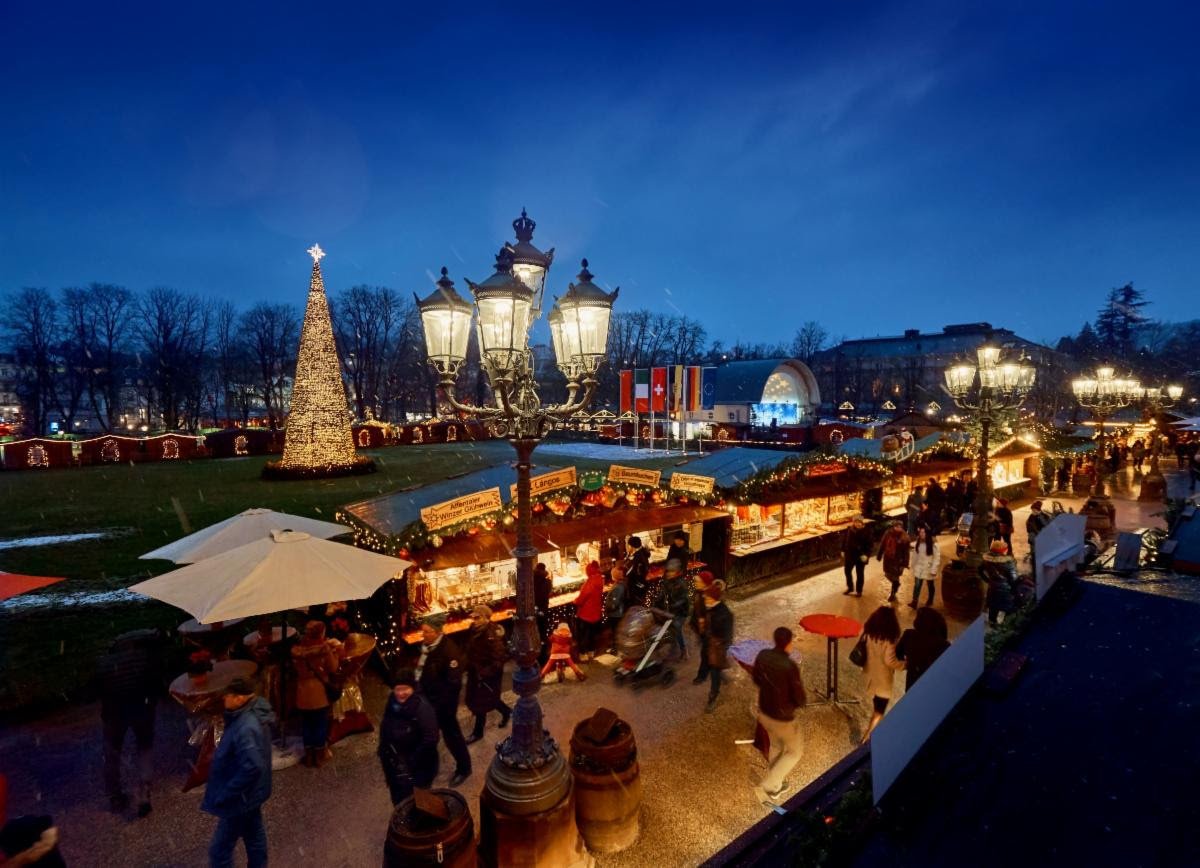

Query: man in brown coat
left=752, top=627, right=807, bottom=802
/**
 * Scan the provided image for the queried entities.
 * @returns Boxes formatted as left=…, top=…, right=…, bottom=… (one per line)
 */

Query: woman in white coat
left=908, top=525, right=941, bottom=609
left=861, top=605, right=906, bottom=743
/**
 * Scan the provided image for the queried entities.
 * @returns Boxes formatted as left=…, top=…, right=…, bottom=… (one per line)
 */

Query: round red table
left=799, top=613, right=862, bottom=704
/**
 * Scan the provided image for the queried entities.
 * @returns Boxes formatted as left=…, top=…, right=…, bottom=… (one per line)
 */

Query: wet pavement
left=1, top=466, right=1191, bottom=867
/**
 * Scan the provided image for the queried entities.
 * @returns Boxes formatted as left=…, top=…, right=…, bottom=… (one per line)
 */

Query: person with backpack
left=661, top=559, right=691, bottom=659
left=96, top=628, right=164, bottom=818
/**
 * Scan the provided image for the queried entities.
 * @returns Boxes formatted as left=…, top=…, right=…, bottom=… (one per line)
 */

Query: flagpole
left=681, top=366, right=689, bottom=457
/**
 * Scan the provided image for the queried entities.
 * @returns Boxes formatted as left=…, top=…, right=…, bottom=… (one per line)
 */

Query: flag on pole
left=650, top=367, right=668, bottom=412
left=619, top=370, right=633, bottom=414
left=671, top=365, right=684, bottom=417
left=634, top=369, right=650, bottom=413
left=700, top=367, right=717, bottom=410
left=687, top=366, right=702, bottom=410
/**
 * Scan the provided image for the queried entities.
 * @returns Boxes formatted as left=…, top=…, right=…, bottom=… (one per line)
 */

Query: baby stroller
left=955, top=512, right=974, bottom=557
left=612, top=605, right=679, bottom=689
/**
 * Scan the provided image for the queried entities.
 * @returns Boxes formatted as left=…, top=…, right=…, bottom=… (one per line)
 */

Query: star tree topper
left=307, top=243, right=326, bottom=263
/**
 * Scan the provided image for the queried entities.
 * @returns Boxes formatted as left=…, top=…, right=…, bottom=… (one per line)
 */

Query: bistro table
left=169, top=659, right=257, bottom=791
left=729, top=638, right=804, bottom=758
left=799, top=613, right=862, bottom=705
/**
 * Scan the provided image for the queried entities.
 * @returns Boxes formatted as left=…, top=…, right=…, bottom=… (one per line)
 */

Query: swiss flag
left=650, top=367, right=668, bottom=412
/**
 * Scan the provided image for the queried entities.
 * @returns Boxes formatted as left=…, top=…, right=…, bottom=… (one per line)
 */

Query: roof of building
left=710, top=358, right=820, bottom=406
left=341, top=462, right=515, bottom=536
left=837, top=432, right=946, bottom=460
left=817, top=323, right=1052, bottom=360
left=664, top=446, right=797, bottom=488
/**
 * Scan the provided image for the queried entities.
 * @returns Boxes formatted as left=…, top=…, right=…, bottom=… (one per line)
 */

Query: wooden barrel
left=384, top=788, right=476, bottom=868
left=940, top=559, right=984, bottom=620
left=569, top=715, right=642, bottom=854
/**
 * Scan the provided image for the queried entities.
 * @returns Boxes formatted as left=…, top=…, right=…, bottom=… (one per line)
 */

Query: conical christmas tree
left=279, top=244, right=358, bottom=475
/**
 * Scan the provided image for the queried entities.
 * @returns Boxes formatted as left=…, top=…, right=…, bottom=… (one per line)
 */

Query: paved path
left=2, top=468, right=1185, bottom=867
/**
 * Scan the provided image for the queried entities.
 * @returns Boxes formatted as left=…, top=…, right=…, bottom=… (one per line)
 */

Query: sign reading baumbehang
left=420, top=487, right=503, bottom=531
left=510, top=466, right=577, bottom=500
left=669, top=472, right=715, bottom=496
left=607, top=465, right=663, bottom=487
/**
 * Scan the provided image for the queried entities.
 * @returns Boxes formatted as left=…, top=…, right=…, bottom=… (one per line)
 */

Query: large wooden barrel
left=384, top=788, right=476, bottom=868
left=940, top=559, right=985, bottom=620
left=569, top=713, right=642, bottom=854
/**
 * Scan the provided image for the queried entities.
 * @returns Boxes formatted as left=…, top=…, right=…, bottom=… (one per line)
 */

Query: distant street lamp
left=1071, top=367, right=1141, bottom=498
left=1137, top=383, right=1184, bottom=502
left=416, top=216, right=616, bottom=865
left=943, top=344, right=1036, bottom=565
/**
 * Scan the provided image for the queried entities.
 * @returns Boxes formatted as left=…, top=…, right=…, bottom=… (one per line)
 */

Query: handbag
left=848, top=634, right=867, bottom=668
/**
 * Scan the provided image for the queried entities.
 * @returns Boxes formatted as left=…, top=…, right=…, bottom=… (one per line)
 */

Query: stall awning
left=664, top=447, right=797, bottom=489
left=419, top=504, right=730, bottom=571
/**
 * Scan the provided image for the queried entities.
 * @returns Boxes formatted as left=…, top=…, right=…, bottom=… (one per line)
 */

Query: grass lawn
left=0, top=439, right=679, bottom=712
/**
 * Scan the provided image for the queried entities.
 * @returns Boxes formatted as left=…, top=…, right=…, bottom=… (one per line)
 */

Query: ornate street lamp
left=418, top=220, right=616, bottom=866
left=1071, top=366, right=1141, bottom=538
left=1137, top=383, right=1184, bottom=502
left=507, top=208, right=555, bottom=318
left=943, top=343, right=1036, bottom=565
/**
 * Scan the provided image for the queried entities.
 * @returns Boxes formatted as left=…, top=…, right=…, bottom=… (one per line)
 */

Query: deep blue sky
left=3, top=1, right=1198, bottom=347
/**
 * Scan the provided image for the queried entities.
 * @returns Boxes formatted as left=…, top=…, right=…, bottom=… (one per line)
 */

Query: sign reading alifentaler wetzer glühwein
left=510, top=467, right=577, bottom=500
left=669, top=472, right=715, bottom=496
left=420, top=487, right=503, bottom=531
left=607, top=465, right=662, bottom=487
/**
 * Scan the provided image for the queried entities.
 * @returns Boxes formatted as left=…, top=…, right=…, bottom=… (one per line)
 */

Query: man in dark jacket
left=378, top=668, right=439, bottom=805
left=202, top=677, right=273, bottom=868
left=841, top=518, right=872, bottom=596
left=752, top=627, right=806, bottom=802
left=533, top=563, right=553, bottom=665
left=624, top=536, right=651, bottom=607
left=96, top=628, right=164, bottom=817
left=416, top=619, right=471, bottom=787
left=924, top=478, right=946, bottom=533
left=665, top=531, right=692, bottom=568
left=693, top=580, right=734, bottom=713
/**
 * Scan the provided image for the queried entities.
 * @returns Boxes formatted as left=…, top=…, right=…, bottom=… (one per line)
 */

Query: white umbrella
left=130, top=530, right=410, bottom=623
left=140, top=508, right=349, bottom=564
left=1170, top=417, right=1200, bottom=427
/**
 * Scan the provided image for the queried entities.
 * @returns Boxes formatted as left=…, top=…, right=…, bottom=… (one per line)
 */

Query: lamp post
left=1071, top=366, right=1141, bottom=539
left=942, top=344, right=1036, bottom=566
left=417, top=215, right=616, bottom=867
left=1137, top=383, right=1184, bottom=502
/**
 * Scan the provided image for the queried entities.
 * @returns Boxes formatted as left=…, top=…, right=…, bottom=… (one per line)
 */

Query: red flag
left=687, top=366, right=702, bottom=410
left=619, top=370, right=633, bottom=414
left=651, top=367, right=668, bottom=412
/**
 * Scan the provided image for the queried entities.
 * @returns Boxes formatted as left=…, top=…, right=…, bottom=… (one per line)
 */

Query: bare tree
left=2, top=288, right=59, bottom=435
left=790, top=321, right=829, bottom=363
left=136, top=287, right=209, bottom=430
left=85, top=284, right=134, bottom=431
left=240, top=302, right=299, bottom=429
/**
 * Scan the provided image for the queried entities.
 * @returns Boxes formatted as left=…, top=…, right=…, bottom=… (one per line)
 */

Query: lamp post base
left=1081, top=495, right=1118, bottom=541
left=1138, top=456, right=1168, bottom=503
left=478, top=749, right=592, bottom=868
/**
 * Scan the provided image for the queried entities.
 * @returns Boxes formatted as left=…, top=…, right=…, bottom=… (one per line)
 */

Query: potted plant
left=187, top=649, right=214, bottom=686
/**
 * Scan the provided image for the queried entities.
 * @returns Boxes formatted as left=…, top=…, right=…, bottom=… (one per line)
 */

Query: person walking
left=604, top=564, right=627, bottom=654
left=416, top=619, right=472, bottom=787
left=945, top=476, right=966, bottom=527
left=572, top=561, right=606, bottom=661
left=908, top=525, right=941, bottom=608
left=96, top=628, right=163, bottom=818
left=202, top=677, right=273, bottom=868
left=904, top=486, right=924, bottom=536
left=860, top=606, right=905, bottom=743
left=924, top=478, right=946, bottom=534
left=533, top=562, right=553, bottom=665
left=291, top=620, right=342, bottom=768
left=994, top=498, right=1014, bottom=553
left=751, top=627, right=807, bottom=803
left=1132, top=439, right=1146, bottom=471
left=1025, top=500, right=1052, bottom=565
left=661, top=559, right=691, bottom=658
left=876, top=522, right=911, bottom=602
left=841, top=518, right=872, bottom=596
left=624, top=536, right=651, bottom=607
left=693, top=580, right=734, bottom=713
left=983, top=540, right=1020, bottom=625
left=378, top=668, right=438, bottom=805
left=896, top=608, right=950, bottom=690
left=1190, top=448, right=1200, bottom=491
left=464, top=605, right=511, bottom=743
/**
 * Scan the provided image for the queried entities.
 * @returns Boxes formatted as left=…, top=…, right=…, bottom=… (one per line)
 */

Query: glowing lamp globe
left=944, top=363, right=976, bottom=398
left=508, top=209, right=554, bottom=314
left=555, top=259, right=618, bottom=376
left=547, top=302, right=566, bottom=371
left=1168, top=384, right=1184, bottom=400
left=416, top=268, right=474, bottom=373
left=465, top=247, right=534, bottom=376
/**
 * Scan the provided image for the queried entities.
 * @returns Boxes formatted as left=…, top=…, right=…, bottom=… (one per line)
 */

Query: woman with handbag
left=693, top=580, right=734, bottom=713
left=859, top=606, right=905, bottom=743
left=291, top=620, right=343, bottom=767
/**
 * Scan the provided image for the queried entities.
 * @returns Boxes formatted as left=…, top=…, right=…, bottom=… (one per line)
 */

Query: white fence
left=1033, top=513, right=1087, bottom=600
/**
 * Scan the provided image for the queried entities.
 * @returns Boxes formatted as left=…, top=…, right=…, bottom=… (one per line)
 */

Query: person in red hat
left=983, top=540, right=1019, bottom=625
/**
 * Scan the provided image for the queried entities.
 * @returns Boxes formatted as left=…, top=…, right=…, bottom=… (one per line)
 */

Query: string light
left=270, top=245, right=368, bottom=479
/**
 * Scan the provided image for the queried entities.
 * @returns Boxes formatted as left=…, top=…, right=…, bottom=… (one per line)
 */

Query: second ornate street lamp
left=942, top=343, right=1036, bottom=566
left=417, top=215, right=617, bottom=867
left=1137, top=383, right=1184, bottom=502
left=1071, top=366, right=1141, bottom=538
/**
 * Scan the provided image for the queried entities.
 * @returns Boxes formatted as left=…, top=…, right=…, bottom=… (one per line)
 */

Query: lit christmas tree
left=276, top=244, right=360, bottom=476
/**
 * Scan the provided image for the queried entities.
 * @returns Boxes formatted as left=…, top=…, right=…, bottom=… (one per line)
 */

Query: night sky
left=3, top=1, right=1198, bottom=346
